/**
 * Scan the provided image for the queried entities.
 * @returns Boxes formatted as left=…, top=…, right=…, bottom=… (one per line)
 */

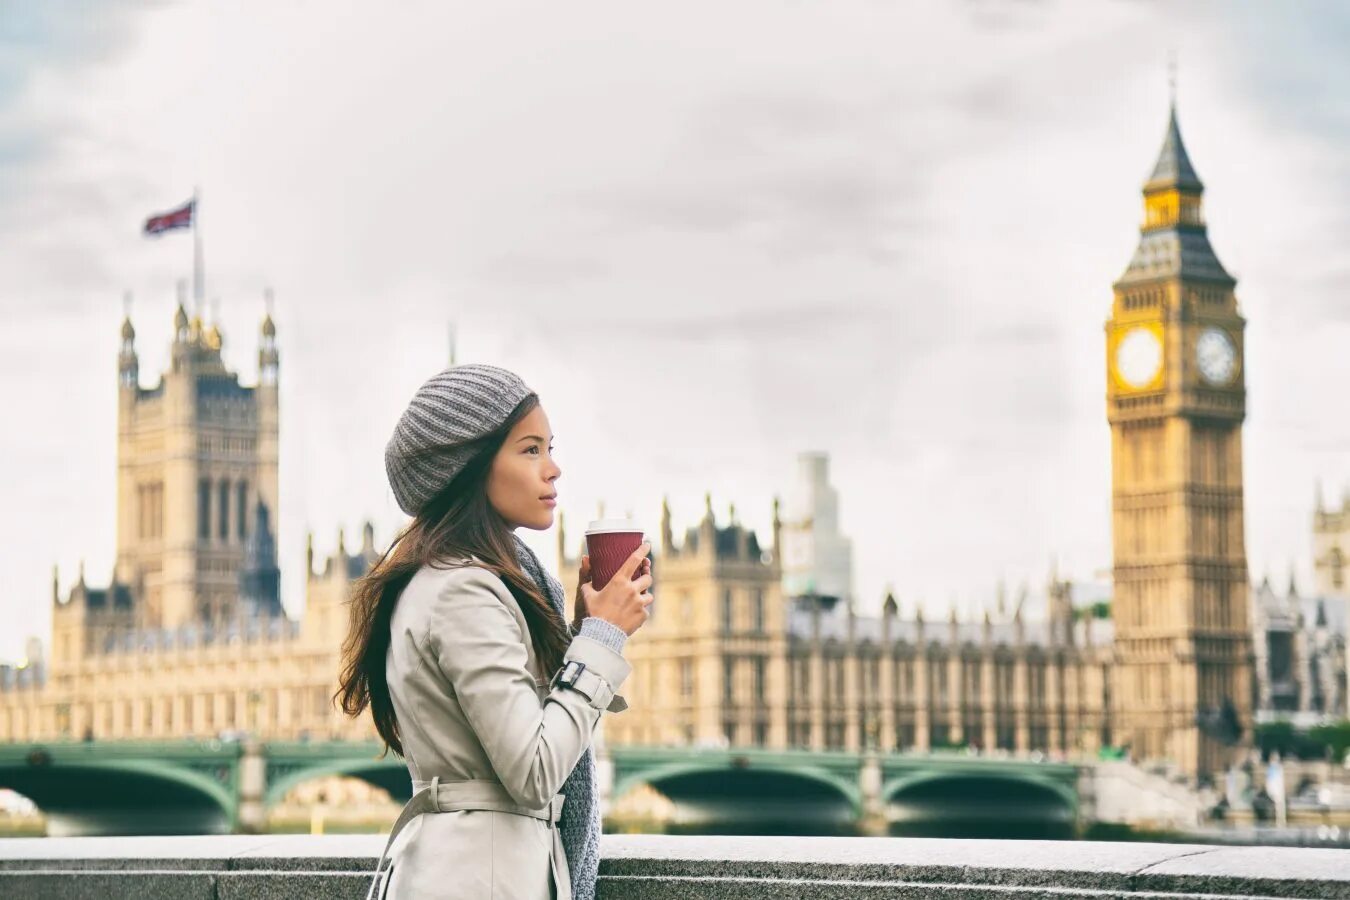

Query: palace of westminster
left=1, top=106, right=1346, bottom=782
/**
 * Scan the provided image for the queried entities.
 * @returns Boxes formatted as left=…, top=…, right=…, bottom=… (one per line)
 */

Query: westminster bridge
left=0, top=740, right=1113, bottom=838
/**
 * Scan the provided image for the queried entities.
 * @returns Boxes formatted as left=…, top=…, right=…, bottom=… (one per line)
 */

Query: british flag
left=143, top=198, right=194, bottom=236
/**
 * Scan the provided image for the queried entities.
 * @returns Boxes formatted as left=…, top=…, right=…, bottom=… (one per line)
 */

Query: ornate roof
left=1118, top=227, right=1233, bottom=285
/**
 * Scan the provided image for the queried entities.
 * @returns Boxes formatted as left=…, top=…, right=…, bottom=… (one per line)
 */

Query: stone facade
left=1315, top=487, right=1350, bottom=597
left=556, top=497, right=1116, bottom=757
left=115, top=287, right=281, bottom=630
left=0, top=525, right=377, bottom=744
left=1250, top=573, right=1347, bottom=721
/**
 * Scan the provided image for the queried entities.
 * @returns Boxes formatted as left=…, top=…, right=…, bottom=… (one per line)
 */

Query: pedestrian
left=337, top=363, right=653, bottom=899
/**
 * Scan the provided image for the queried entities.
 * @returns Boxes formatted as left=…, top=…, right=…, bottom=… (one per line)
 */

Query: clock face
left=1115, top=326, right=1163, bottom=389
left=1196, top=327, right=1236, bottom=385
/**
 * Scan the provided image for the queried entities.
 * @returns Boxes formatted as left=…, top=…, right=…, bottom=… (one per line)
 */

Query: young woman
left=338, top=363, right=653, bottom=900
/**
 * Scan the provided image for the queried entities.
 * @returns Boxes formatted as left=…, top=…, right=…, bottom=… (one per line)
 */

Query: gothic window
left=218, top=479, right=230, bottom=539
left=679, top=659, right=694, bottom=698
left=723, top=657, right=735, bottom=704
left=721, top=588, right=734, bottom=633
left=998, top=723, right=1015, bottom=751
left=151, top=483, right=163, bottom=538
left=237, top=481, right=249, bottom=540
left=964, top=661, right=981, bottom=703
left=198, top=479, right=211, bottom=539
left=752, top=657, right=765, bottom=700
left=752, top=588, right=764, bottom=632
left=931, top=658, right=947, bottom=705
left=1028, top=667, right=1045, bottom=710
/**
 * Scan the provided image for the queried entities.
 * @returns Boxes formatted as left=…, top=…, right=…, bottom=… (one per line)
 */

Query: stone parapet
left=2, top=834, right=1350, bottom=898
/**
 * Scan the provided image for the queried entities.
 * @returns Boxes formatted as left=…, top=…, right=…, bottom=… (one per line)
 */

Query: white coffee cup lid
left=585, top=518, right=643, bottom=534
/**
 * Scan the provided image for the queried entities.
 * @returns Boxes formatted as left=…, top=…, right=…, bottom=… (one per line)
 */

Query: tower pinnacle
left=1118, top=103, right=1231, bottom=285
left=1145, top=104, right=1203, bottom=194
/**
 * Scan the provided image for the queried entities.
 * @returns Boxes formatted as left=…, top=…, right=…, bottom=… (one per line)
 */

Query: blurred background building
left=0, top=302, right=373, bottom=744
left=0, top=106, right=1344, bottom=790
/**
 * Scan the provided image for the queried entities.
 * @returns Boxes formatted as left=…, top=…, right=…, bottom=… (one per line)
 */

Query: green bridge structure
left=0, top=740, right=1086, bottom=837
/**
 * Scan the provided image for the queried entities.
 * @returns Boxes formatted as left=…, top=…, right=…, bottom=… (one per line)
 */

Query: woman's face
left=486, top=404, right=561, bottom=531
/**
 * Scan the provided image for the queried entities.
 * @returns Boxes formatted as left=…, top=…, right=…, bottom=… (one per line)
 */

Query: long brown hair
left=336, top=393, right=569, bottom=756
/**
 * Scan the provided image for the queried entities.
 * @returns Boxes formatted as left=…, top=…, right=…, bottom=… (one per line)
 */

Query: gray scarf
left=512, top=534, right=601, bottom=900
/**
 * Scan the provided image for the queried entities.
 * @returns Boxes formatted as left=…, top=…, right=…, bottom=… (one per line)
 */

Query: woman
left=338, top=363, right=653, bottom=900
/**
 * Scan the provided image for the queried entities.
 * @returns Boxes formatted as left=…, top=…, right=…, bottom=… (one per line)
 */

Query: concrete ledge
left=1, top=834, right=1349, bottom=899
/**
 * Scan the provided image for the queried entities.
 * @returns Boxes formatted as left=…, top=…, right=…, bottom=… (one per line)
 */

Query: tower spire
left=660, top=495, right=673, bottom=556
left=173, top=280, right=190, bottom=345
left=259, top=289, right=278, bottom=386
left=206, top=296, right=223, bottom=350
left=1146, top=102, right=1202, bottom=193
left=119, top=292, right=138, bottom=390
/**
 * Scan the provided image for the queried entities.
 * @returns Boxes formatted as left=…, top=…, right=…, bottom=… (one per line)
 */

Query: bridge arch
left=263, top=756, right=409, bottom=810
left=615, top=761, right=861, bottom=816
left=881, top=769, right=1077, bottom=813
left=0, top=757, right=236, bottom=834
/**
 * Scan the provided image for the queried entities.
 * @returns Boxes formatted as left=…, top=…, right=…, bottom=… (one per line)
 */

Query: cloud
left=959, top=0, right=1054, bottom=34
left=474, top=252, right=609, bottom=288
left=1, top=1, right=1349, bottom=662
left=560, top=87, right=931, bottom=266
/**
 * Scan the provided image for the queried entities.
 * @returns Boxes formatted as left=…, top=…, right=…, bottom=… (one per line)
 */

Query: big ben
left=1106, top=103, right=1252, bottom=779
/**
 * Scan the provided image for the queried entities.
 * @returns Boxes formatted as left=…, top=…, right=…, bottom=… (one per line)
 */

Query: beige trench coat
left=378, top=558, right=631, bottom=900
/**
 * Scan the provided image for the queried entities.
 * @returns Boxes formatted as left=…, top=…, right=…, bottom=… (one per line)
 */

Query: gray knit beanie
left=384, top=364, right=535, bottom=516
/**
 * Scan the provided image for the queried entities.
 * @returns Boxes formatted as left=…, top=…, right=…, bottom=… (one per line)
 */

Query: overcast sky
left=1, top=1, right=1348, bottom=661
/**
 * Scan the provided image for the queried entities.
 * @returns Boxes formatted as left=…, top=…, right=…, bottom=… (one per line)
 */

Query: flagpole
left=193, top=185, right=204, bottom=313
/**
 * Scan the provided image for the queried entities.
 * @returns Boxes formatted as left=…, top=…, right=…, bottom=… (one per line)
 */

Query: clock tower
left=1105, top=104, right=1252, bottom=779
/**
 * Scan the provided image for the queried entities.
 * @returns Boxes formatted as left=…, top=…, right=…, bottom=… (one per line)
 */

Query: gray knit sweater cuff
left=577, top=617, right=628, bottom=654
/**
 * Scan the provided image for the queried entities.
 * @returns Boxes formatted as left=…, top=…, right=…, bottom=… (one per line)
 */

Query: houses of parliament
left=1, top=105, right=1345, bottom=782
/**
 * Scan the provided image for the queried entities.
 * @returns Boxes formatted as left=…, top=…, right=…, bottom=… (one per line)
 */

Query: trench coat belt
left=366, top=776, right=568, bottom=900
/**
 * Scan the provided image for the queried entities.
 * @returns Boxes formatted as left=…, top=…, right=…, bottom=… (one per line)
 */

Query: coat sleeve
left=426, top=566, right=632, bottom=809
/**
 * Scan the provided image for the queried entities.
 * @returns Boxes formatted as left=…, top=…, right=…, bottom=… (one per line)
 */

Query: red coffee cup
left=585, top=518, right=646, bottom=591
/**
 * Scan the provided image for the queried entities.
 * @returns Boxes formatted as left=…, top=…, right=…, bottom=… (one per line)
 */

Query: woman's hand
left=575, top=542, right=653, bottom=637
